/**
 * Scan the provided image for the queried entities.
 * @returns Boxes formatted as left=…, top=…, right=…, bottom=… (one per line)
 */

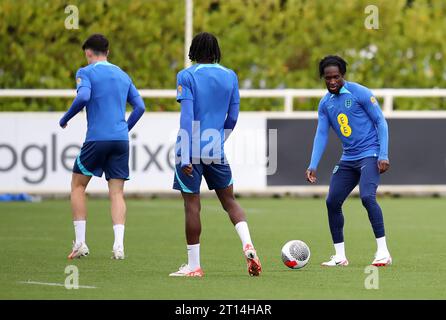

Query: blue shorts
left=73, top=141, right=129, bottom=180
left=173, top=160, right=233, bottom=194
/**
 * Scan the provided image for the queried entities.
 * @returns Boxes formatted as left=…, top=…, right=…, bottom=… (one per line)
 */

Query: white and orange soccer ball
left=281, top=240, right=311, bottom=269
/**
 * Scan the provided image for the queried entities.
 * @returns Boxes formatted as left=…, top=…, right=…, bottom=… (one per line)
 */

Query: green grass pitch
left=0, top=197, right=445, bottom=299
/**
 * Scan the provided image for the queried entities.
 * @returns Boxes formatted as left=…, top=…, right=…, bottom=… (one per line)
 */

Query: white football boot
left=371, top=252, right=392, bottom=267
left=243, top=244, right=262, bottom=276
left=321, top=255, right=349, bottom=267
left=68, top=241, right=89, bottom=259
left=112, top=245, right=125, bottom=260
left=169, top=264, right=204, bottom=277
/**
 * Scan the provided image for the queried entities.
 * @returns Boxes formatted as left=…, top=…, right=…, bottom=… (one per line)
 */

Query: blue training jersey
left=176, top=63, right=240, bottom=160
left=308, top=81, right=389, bottom=170
left=75, top=61, right=140, bottom=141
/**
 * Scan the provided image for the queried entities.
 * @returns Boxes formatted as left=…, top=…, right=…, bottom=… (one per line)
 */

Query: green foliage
left=1, top=0, right=446, bottom=111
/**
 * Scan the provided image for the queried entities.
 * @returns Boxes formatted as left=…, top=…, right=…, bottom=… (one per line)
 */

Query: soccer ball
left=281, top=240, right=311, bottom=269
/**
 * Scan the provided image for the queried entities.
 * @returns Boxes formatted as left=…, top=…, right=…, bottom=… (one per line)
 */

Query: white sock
left=334, top=242, right=346, bottom=260
left=376, top=236, right=389, bottom=256
left=235, top=221, right=253, bottom=248
left=187, top=243, right=200, bottom=270
left=73, top=220, right=86, bottom=245
left=113, top=224, right=125, bottom=249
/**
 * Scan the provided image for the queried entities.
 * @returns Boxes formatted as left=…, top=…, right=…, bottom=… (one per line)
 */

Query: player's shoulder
left=105, top=62, right=129, bottom=76
left=76, top=65, right=91, bottom=76
left=177, top=67, right=194, bottom=82
left=318, top=92, right=331, bottom=107
left=346, top=81, right=373, bottom=96
left=216, top=63, right=235, bottom=73
left=210, top=64, right=238, bottom=83
left=214, top=64, right=236, bottom=79
left=225, top=66, right=238, bottom=80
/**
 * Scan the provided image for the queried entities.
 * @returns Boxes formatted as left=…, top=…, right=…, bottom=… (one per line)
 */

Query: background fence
left=3, top=88, right=446, bottom=113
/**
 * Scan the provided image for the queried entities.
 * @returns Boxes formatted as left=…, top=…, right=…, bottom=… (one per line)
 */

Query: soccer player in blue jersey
left=169, top=32, right=261, bottom=277
left=59, top=34, right=145, bottom=260
left=306, top=55, right=392, bottom=267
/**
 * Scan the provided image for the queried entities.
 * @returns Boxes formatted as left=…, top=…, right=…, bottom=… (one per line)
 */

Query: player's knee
left=71, top=181, right=87, bottom=193
left=221, top=197, right=236, bottom=213
left=326, top=196, right=342, bottom=212
left=108, top=186, right=124, bottom=198
left=360, top=194, right=376, bottom=207
left=184, top=201, right=201, bottom=214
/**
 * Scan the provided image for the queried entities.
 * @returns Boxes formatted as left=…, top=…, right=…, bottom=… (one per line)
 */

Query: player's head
left=319, top=55, right=347, bottom=94
left=188, top=32, right=221, bottom=64
left=82, top=34, right=109, bottom=64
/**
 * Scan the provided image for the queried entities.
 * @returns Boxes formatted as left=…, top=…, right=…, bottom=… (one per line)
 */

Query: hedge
left=1, top=0, right=445, bottom=111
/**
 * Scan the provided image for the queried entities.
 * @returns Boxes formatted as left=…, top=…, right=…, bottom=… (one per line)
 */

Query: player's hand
left=182, top=164, right=193, bottom=177
left=378, top=159, right=390, bottom=174
left=61, top=123, right=67, bottom=129
left=305, top=169, right=317, bottom=184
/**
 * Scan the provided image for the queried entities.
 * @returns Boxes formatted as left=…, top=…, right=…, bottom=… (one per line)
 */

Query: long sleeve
left=127, top=95, right=146, bottom=131
left=179, top=99, right=194, bottom=167
left=360, top=92, right=389, bottom=161
left=308, top=106, right=330, bottom=170
left=126, top=82, right=145, bottom=131
left=176, top=70, right=194, bottom=167
left=59, top=86, right=91, bottom=127
left=224, top=102, right=239, bottom=141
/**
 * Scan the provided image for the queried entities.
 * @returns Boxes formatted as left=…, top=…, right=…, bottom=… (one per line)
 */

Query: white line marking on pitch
left=18, top=280, right=97, bottom=289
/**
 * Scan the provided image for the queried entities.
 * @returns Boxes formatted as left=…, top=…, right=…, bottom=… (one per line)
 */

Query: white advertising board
left=0, top=113, right=267, bottom=193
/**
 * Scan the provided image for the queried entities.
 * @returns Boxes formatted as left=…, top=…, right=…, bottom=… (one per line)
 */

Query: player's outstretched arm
left=223, top=102, right=239, bottom=142
left=59, top=86, right=91, bottom=128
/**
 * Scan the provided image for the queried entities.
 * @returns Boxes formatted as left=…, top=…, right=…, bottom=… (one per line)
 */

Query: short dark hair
left=188, top=32, right=221, bottom=63
left=82, top=34, right=109, bottom=55
left=319, top=55, right=347, bottom=77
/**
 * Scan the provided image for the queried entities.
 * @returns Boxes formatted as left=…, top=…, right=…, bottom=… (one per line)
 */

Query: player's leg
left=108, top=178, right=126, bottom=259
left=71, top=173, right=91, bottom=221
left=205, top=161, right=261, bottom=276
left=215, top=185, right=262, bottom=276
left=322, top=162, right=359, bottom=266
left=68, top=173, right=92, bottom=259
left=358, top=157, right=391, bottom=266
left=169, top=192, right=204, bottom=277
left=104, top=141, right=129, bottom=260
left=170, top=163, right=204, bottom=277
left=184, top=192, right=203, bottom=269
left=68, top=142, right=105, bottom=259
left=215, top=184, right=245, bottom=224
